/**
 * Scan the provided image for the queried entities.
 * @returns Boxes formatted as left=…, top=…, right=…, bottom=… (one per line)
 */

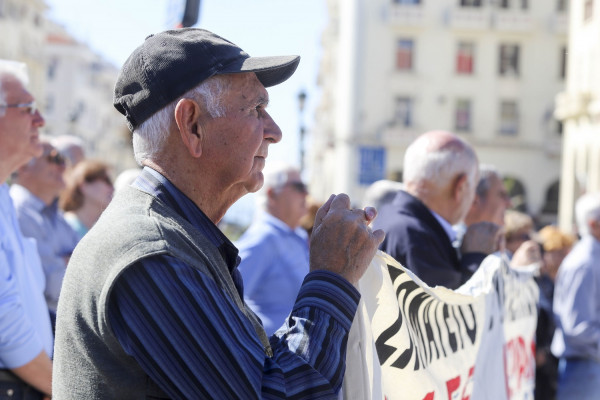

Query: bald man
left=374, top=131, right=503, bottom=289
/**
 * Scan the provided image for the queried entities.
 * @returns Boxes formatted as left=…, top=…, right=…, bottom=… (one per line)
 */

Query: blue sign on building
left=359, top=146, right=386, bottom=185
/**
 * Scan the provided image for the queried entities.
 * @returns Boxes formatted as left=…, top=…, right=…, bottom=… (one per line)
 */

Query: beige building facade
left=311, top=0, right=567, bottom=223
left=0, top=1, right=136, bottom=175
left=555, top=0, right=600, bottom=233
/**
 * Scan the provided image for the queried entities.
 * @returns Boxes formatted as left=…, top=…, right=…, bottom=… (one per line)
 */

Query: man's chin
left=30, top=141, right=43, bottom=157
left=245, top=173, right=264, bottom=194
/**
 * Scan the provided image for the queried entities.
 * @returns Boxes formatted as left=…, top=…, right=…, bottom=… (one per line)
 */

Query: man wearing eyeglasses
left=10, top=137, right=80, bottom=325
left=236, top=163, right=310, bottom=335
left=0, top=60, right=53, bottom=398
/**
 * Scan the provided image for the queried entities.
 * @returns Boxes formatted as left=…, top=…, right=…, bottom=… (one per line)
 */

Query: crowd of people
left=0, top=27, right=597, bottom=399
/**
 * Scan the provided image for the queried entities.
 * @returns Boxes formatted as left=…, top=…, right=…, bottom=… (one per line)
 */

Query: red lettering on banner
left=503, top=336, right=535, bottom=397
left=460, top=366, right=475, bottom=400
left=421, top=365, right=475, bottom=400
left=422, top=392, right=435, bottom=400
left=446, top=376, right=460, bottom=400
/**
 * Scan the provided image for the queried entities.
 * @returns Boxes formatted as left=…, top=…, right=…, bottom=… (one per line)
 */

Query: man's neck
left=142, top=161, right=236, bottom=225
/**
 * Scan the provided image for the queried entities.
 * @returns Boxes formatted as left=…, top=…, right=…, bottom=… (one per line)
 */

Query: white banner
left=343, top=251, right=538, bottom=400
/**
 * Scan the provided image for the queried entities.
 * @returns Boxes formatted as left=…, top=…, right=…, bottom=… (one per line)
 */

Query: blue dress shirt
left=551, top=235, right=600, bottom=361
left=236, top=212, right=310, bottom=334
left=0, top=184, right=53, bottom=368
left=107, top=167, right=360, bottom=399
left=9, top=184, right=79, bottom=313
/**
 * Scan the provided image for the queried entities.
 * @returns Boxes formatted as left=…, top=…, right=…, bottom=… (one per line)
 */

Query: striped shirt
left=107, top=167, right=360, bottom=399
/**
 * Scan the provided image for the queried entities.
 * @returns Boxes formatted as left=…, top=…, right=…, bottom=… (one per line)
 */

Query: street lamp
left=297, top=90, right=307, bottom=173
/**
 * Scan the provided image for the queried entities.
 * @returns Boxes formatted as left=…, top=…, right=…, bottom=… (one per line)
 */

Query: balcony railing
left=492, top=10, right=534, bottom=32
left=448, top=7, right=493, bottom=31
left=387, top=4, right=425, bottom=26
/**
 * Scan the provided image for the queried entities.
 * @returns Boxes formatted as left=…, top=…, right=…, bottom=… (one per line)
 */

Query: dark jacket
left=373, top=190, right=484, bottom=289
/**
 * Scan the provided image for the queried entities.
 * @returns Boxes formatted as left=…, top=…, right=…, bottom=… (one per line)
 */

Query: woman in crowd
left=59, top=160, right=114, bottom=239
left=534, top=225, right=575, bottom=400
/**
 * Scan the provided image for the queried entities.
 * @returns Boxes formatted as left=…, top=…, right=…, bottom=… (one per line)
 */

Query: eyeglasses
left=1, top=101, right=37, bottom=115
left=286, top=181, right=308, bottom=194
left=45, top=150, right=66, bottom=167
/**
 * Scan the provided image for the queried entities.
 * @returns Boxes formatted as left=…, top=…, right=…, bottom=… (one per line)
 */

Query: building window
left=47, top=58, right=58, bottom=80
left=455, top=99, right=472, bottom=132
left=456, top=42, right=475, bottom=74
left=560, top=46, right=567, bottom=79
left=395, top=97, right=413, bottom=127
left=460, top=0, right=482, bottom=6
left=396, top=39, right=414, bottom=71
left=499, top=101, right=519, bottom=135
left=584, top=0, right=594, bottom=21
left=499, top=0, right=528, bottom=8
left=499, top=44, right=519, bottom=77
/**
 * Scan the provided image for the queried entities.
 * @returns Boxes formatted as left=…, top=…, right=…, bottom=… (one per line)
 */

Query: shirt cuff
left=293, top=270, right=361, bottom=331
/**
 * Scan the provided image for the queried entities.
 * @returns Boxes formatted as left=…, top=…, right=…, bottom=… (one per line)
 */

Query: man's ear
left=453, top=173, right=468, bottom=201
left=174, top=98, right=203, bottom=158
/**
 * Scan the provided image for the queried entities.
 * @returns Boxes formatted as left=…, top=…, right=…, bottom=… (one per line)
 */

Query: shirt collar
left=430, top=209, right=457, bottom=244
left=132, top=166, right=240, bottom=270
left=10, top=184, right=48, bottom=213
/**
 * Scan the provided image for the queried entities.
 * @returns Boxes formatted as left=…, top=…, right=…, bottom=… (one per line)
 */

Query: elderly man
left=236, top=163, right=309, bottom=335
left=374, top=130, right=503, bottom=289
left=53, top=28, right=384, bottom=399
left=551, top=192, right=600, bottom=399
left=0, top=60, right=53, bottom=397
left=464, top=164, right=511, bottom=227
left=10, top=137, right=80, bottom=320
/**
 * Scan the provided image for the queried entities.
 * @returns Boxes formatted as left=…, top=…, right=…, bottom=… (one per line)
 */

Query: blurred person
left=374, top=130, right=503, bottom=289
left=51, top=134, right=85, bottom=167
left=53, top=28, right=384, bottom=398
left=464, top=165, right=511, bottom=227
left=113, top=167, right=142, bottom=193
left=10, top=137, right=80, bottom=321
left=534, top=225, right=575, bottom=400
left=0, top=59, right=53, bottom=398
left=299, top=196, right=322, bottom=238
left=504, top=209, right=535, bottom=255
left=362, top=179, right=404, bottom=222
left=59, top=159, right=114, bottom=239
left=236, top=163, right=309, bottom=334
left=551, top=192, right=600, bottom=399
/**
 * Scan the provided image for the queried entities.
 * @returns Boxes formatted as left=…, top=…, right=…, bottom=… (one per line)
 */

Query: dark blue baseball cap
left=114, top=28, right=300, bottom=132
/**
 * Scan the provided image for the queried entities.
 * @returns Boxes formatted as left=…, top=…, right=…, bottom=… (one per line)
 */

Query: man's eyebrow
left=255, top=95, right=269, bottom=107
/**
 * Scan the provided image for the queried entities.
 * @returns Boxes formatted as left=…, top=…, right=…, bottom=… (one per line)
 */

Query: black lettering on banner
left=376, top=263, right=480, bottom=371
left=459, top=305, right=477, bottom=345
left=408, top=292, right=430, bottom=370
left=443, top=305, right=458, bottom=352
left=423, top=300, right=440, bottom=365
left=434, top=301, right=447, bottom=358
left=375, top=315, right=404, bottom=365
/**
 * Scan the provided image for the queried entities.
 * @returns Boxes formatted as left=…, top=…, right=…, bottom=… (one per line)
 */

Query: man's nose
left=33, top=109, right=45, bottom=127
left=264, top=110, right=282, bottom=144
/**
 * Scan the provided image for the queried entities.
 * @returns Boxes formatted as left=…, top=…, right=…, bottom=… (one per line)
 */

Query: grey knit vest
left=52, top=185, right=271, bottom=399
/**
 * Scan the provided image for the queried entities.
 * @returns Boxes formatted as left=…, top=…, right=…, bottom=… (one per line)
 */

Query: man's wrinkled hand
left=309, top=194, right=385, bottom=284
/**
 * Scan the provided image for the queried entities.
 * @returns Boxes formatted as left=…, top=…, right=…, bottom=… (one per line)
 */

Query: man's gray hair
left=255, top=162, right=298, bottom=210
left=403, top=133, right=478, bottom=189
left=0, top=60, right=29, bottom=117
left=476, top=164, right=502, bottom=199
left=132, top=75, right=230, bottom=165
left=575, top=192, right=600, bottom=236
left=362, top=179, right=404, bottom=210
